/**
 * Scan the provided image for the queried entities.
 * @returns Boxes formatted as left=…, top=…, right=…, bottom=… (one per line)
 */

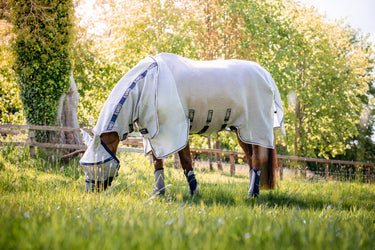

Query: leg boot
left=247, top=168, right=261, bottom=199
left=153, top=168, right=165, bottom=196
left=184, top=168, right=199, bottom=197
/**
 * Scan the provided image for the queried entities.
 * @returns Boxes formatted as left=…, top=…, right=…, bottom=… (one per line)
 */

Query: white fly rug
left=81, top=53, right=285, bottom=163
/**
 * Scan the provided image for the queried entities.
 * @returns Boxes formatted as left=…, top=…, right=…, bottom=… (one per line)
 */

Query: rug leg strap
left=184, top=168, right=199, bottom=197
left=247, top=168, right=261, bottom=199
left=153, top=168, right=165, bottom=196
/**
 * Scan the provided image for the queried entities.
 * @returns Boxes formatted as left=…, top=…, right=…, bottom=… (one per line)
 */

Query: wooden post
left=215, top=139, right=223, bottom=171
left=325, top=162, right=329, bottom=178
left=191, top=152, right=196, bottom=168
left=174, top=153, right=180, bottom=169
left=367, top=166, right=371, bottom=184
left=278, top=159, right=284, bottom=180
left=208, top=136, right=213, bottom=170
left=28, top=130, right=36, bottom=156
left=230, top=153, right=235, bottom=176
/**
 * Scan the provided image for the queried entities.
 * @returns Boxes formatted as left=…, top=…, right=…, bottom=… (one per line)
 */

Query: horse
left=79, top=53, right=285, bottom=198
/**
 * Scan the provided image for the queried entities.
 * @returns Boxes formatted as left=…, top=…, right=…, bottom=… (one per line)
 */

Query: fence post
left=28, top=130, right=36, bottom=156
left=208, top=136, right=213, bottom=170
left=191, top=152, right=196, bottom=168
left=174, top=153, right=180, bottom=169
left=278, top=159, right=284, bottom=180
left=367, top=166, right=371, bottom=184
left=325, top=162, right=329, bottom=179
left=230, top=153, right=235, bottom=176
left=215, top=140, right=223, bottom=171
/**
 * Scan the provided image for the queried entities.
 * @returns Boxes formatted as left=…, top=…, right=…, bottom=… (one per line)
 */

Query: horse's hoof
left=246, top=192, right=259, bottom=199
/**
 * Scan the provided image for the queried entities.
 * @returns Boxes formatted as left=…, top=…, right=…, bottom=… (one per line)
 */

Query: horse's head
left=79, top=132, right=120, bottom=192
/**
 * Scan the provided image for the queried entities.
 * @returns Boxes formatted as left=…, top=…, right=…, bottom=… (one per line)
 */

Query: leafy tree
left=10, top=0, right=74, bottom=141
left=0, top=19, right=23, bottom=123
left=280, top=2, right=374, bottom=158
left=72, top=27, right=124, bottom=127
left=232, top=0, right=374, bottom=158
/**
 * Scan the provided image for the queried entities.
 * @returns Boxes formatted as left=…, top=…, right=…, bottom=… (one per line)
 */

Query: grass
left=0, top=146, right=374, bottom=250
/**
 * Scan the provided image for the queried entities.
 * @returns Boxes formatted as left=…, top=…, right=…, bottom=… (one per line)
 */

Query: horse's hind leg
left=152, top=153, right=165, bottom=195
left=235, top=130, right=262, bottom=198
left=178, top=142, right=199, bottom=197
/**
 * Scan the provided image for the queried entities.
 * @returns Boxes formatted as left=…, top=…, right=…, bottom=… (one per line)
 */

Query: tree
left=10, top=0, right=82, bottom=147
left=234, top=0, right=374, bottom=158
left=0, top=18, right=23, bottom=124
left=76, top=0, right=375, bottom=159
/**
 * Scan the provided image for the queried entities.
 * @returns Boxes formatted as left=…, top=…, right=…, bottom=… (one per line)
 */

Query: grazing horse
left=80, top=53, right=285, bottom=198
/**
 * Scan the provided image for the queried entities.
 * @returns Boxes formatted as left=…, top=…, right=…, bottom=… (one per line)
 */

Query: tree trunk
left=56, top=73, right=83, bottom=151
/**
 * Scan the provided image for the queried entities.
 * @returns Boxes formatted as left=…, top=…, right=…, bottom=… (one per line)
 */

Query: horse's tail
left=260, top=146, right=277, bottom=190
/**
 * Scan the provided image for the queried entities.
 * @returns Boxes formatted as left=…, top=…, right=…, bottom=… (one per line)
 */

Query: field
left=0, top=146, right=374, bottom=250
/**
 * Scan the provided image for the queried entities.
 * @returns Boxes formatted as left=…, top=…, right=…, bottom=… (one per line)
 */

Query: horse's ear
left=81, top=129, right=93, bottom=145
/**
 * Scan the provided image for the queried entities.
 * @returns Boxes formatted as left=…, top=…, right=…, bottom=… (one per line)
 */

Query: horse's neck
left=100, top=132, right=120, bottom=154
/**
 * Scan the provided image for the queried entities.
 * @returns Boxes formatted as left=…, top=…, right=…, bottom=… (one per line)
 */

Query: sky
left=297, top=0, right=375, bottom=42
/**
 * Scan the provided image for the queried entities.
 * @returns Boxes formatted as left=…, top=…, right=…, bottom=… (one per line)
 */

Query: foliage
left=0, top=0, right=11, bottom=21
left=92, top=0, right=374, bottom=159
left=0, top=147, right=374, bottom=249
left=9, top=0, right=74, bottom=131
left=106, top=0, right=201, bottom=68
left=227, top=0, right=375, bottom=158
left=339, top=107, right=375, bottom=163
left=0, top=20, right=23, bottom=123
left=3, top=0, right=375, bottom=159
left=277, top=2, right=374, bottom=158
left=71, top=26, right=124, bottom=127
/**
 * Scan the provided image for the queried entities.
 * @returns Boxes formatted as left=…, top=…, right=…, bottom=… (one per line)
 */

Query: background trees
left=3, top=0, right=374, bottom=160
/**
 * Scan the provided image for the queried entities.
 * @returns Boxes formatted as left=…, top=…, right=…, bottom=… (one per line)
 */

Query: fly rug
left=80, top=53, right=285, bottom=198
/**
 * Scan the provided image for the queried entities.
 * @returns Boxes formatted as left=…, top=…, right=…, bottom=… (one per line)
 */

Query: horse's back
left=155, top=53, right=268, bottom=84
left=154, top=53, right=277, bottom=141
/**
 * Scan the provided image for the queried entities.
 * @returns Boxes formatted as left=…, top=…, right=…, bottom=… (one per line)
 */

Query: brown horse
left=80, top=53, right=284, bottom=198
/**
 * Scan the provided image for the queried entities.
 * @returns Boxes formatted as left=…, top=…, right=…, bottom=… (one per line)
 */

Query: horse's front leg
left=178, top=142, right=199, bottom=197
left=152, top=154, right=166, bottom=196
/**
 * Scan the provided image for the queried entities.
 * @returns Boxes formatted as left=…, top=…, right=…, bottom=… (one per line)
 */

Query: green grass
left=0, top=146, right=374, bottom=250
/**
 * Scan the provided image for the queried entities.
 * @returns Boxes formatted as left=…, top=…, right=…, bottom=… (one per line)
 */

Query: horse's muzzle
left=81, top=158, right=120, bottom=192
left=85, top=177, right=114, bottom=192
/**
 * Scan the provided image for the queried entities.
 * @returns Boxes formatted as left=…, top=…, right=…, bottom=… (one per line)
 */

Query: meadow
left=0, top=146, right=374, bottom=250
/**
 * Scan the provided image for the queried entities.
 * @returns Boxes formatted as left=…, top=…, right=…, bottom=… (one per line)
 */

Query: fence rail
left=1, top=124, right=374, bottom=183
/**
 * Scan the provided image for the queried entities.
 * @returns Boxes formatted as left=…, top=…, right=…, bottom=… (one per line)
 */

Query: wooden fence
left=1, top=124, right=374, bottom=183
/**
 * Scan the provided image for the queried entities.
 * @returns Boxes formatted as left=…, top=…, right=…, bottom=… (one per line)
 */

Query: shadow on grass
left=219, top=172, right=248, bottom=180
left=175, top=181, right=375, bottom=212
